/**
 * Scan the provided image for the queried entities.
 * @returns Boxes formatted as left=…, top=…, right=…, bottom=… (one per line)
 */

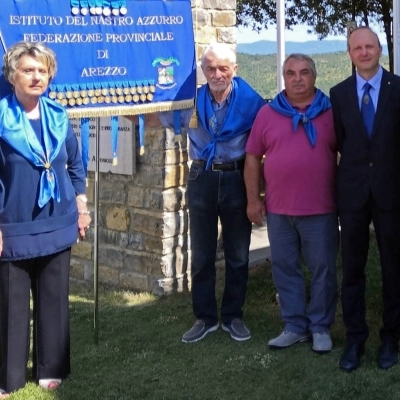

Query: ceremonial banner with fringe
left=0, top=0, right=196, bottom=118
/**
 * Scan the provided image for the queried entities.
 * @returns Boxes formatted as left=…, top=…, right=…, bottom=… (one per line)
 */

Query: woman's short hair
left=2, top=41, right=57, bottom=84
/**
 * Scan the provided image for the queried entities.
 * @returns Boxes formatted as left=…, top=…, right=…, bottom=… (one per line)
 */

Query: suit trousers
left=340, top=196, right=400, bottom=344
left=0, top=248, right=71, bottom=393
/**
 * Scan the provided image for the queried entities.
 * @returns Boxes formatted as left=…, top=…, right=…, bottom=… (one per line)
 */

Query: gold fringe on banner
left=66, top=99, right=195, bottom=119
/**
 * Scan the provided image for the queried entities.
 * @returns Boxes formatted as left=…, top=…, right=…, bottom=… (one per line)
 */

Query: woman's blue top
left=0, top=119, right=86, bottom=260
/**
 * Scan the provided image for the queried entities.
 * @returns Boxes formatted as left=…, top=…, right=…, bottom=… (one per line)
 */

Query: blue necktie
left=361, top=82, right=375, bottom=137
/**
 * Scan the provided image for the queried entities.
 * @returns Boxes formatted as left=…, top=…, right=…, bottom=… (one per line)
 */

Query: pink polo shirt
left=246, top=104, right=337, bottom=216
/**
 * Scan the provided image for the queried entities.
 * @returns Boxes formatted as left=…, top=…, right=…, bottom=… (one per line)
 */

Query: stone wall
left=70, top=0, right=237, bottom=294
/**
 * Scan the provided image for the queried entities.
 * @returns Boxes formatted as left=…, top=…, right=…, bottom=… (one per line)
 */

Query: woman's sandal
left=38, top=379, right=62, bottom=390
left=0, top=389, right=9, bottom=398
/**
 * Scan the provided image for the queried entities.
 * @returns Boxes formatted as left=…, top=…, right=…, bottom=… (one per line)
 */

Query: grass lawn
left=9, top=236, right=400, bottom=400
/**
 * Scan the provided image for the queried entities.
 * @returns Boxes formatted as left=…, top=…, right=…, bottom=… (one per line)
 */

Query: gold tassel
left=175, top=134, right=183, bottom=142
left=140, top=146, right=145, bottom=155
left=112, top=157, right=118, bottom=166
left=188, top=109, right=198, bottom=128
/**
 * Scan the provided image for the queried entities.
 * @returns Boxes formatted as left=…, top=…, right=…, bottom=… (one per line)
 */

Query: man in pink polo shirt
left=244, top=53, right=338, bottom=353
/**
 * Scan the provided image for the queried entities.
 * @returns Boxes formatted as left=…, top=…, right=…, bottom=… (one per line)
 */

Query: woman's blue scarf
left=269, top=89, right=331, bottom=146
left=0, top=94, right=68, bottom=208
left=196, top=76, right=266, bottom=169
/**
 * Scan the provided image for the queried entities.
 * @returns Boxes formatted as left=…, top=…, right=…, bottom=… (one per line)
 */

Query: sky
left=236, top=24, right=388, bottom=44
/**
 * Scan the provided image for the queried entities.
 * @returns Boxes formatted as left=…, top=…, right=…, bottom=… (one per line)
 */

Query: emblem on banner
left=153, top=58, right=180, bottom=89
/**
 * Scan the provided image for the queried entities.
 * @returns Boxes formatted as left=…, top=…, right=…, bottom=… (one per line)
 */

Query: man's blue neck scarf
left=269, top=89, right=331, bottom=146
left=0, top=94, right=68, bottom=208
left=196, top=76, right=266, bottom=169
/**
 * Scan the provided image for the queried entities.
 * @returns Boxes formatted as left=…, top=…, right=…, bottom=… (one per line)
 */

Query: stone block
left=164, top=164, right=188, bottom=188
left=70, top=259, right=85, bottom=280
left=131, top=164, right=163, bottom=187
left=176, top=274, right=189, bottom=292
left=151, top=276, right=177, bottom=295
left=120, top=272, right=149, bottom=291
left=71, top=241, right=92, bottom=259
left=97, top=228, right=125, bottom=247
left=197, top=68, right=207, bottom=86
left=105, top=206, right=131, bottom=231
left=147, top=257, right=163, bottom=276
left=132, top=212, right=163, bottom=236
left=192, top=8, right=210, bottom=25
left=127, top=186, right=186, bottom=212
left=127, top=186, right=155, bottom=209
left=163, top=210, right=188, bottom=238
left=161, top=247, right=188, bottom=277
left=98, top=245, right=124, bottom=269
left=143, top=235, right=163, bottom=254
left=84, top=263, right=94, bottom=282
left=211, top=10, right=236, bottom=27
left=99, top=265, right=119, bottom=286
left=162, top=187, right=187, bottom=212
left=216, top=27, right=236, bottom=43
left=196, top=43, right=206, bottom=61
left=98, top=180, right=126, bottom=203
left=124, top=250, right=148, bottom=274
left=165, top=149, right=189, bottom=165
left=202, top=0, right=235, bottom=10
left=163, top=234, right=188, bottom=255
left=195, top=25, right=217, bottom=43
left=138, top=149, right=164, bottom=167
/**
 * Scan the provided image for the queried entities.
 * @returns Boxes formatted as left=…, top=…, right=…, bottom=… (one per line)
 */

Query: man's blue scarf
left=0, top=94, right=68, bottom=208
left=196, top=76, right=266, bottom=169
left=269, top=89, right=331, bottom=146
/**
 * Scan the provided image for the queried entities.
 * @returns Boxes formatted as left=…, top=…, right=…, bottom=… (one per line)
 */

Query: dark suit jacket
left=330, top=68, right=400, bottom=211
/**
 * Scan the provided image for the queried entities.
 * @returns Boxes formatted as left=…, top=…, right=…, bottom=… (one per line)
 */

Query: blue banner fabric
left=0, top=0, right=196, bottom=118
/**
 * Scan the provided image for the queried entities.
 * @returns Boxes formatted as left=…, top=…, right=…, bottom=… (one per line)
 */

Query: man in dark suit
left=330, top=26, right=400, bottom=372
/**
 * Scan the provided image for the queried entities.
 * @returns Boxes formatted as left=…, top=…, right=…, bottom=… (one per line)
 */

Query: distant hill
left=236, top=52, right=390, bottom=99
left=237, top=40, right=389, bottom=55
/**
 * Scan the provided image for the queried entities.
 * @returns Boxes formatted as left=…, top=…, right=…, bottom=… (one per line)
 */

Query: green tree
left=237, top=0, right=394, bottom=71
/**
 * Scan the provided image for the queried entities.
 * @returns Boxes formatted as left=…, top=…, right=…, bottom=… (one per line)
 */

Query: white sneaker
left=268, top=330, right=309, bottom=348
left=38, top=379, right=62, bottom=390
left=312, top=332, right=332, bottom=353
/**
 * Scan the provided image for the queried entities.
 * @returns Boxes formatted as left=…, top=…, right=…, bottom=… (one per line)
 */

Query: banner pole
left=93, top=117, right=100, bottom=345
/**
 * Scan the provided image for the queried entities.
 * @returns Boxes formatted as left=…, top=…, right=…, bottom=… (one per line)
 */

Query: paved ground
left=249, top=224, right=270, bottom=267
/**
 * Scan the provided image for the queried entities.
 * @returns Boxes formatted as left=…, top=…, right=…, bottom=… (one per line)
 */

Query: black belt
left=192, top=159, right=245, bottom=171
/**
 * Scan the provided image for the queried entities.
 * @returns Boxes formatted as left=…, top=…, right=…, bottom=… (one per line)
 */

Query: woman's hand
left=78, top=211, right=91, bottom=240
left=76, top=194, right=91, bottom=240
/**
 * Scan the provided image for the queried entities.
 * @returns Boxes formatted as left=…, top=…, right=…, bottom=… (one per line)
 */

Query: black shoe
left=181, top=320, right=219, bottom=343
left=339, top=343, right=364, bottom=372
left=378, top=341, right=399, bottom=370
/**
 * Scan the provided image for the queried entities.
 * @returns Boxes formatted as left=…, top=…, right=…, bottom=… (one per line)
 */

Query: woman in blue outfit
left=0, top=41, right=90, bottom=398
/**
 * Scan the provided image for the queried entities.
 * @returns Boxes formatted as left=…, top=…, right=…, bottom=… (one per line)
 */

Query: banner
left=0, top=0, right=196, bottom=118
